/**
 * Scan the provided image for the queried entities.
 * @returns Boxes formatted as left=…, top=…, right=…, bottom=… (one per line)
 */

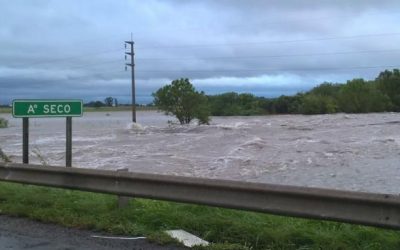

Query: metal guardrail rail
left=0, top=163, right=399, bottom=229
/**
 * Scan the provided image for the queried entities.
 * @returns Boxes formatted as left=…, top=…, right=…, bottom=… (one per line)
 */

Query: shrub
left=153, top=78, right=211, bottom=125
left=0, top=117, right=8, bottom=128
left=0, top=147, right=11, bottom=162
left=300, top=94, right=337, bottom=114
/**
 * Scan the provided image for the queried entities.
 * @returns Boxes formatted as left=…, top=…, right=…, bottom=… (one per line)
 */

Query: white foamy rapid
left=1, top=111, right=400, bottom=194
left=126, top=122, right=145, bottom=131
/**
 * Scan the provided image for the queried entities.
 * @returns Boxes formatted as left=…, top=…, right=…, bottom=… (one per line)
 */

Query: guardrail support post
left=117, top=168, right=132, bottom=208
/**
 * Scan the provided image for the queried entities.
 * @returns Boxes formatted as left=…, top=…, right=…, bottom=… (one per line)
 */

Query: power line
left=29, top=47, right=400, bottom=72
left=2, top=31, right=399, bottom=80
left=10, top=48, right=124, bottom=68
left=0, top=69, right=126, bottom=82
left=61, top=59, right=122, bottom=70
left=0, top=59, right=123, bottom=80
left=2, top=64, right=399, bottom=81
left=136, top=48, right=400, bottom=61
left=134, top=65, right=400, bottom=73
left=14, top=48, right=400, bottom=72
left=12, top=47, right=399, bottom=76
left=136, top=32, right=400, bottom=49
left=5, top=32, right=400, bottom=68
left=66, top=70, right=126, bottom=81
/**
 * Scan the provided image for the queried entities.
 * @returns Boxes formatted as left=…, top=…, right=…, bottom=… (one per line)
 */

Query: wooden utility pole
left=125, top=40, right=136, bottom=123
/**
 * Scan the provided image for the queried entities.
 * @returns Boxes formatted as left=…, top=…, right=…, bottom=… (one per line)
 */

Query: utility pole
left=125, top=40, right=136, bottom=123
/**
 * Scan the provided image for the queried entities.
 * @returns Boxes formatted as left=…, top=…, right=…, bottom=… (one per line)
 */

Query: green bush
left=0, top=148, right=11, bottom=162
left=0, top=117, right=8, bottom=128
left=208, top=92, right=264, bottom=116
left=300, top=94, right=337, bottom=114
left=338, top=79, right=392, bottom=113
left=376, top=69, right=400, bottom=111
left=152, top=68, right=400, bottom=116
left=153, top=78, right=211, bottom=125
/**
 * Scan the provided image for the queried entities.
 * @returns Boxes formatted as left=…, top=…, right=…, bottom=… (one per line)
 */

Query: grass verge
left=0, top=182, right=399, bottom=249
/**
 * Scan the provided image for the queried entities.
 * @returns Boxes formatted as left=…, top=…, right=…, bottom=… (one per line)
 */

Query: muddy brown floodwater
left=1, top=111, right=400, bottom=194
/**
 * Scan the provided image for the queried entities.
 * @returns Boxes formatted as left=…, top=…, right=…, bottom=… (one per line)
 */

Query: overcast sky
left=1, top=0, right=400, bottom=104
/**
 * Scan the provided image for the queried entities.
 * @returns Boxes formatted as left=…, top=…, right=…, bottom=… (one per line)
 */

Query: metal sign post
left=12, top=99, right=83, bottom=167
left=22, top=117, right=29, bottom=164
left=66, top=117, right=72, bottom=167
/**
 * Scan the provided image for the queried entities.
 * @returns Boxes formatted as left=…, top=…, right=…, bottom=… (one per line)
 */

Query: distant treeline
left=207, top=69, right=400, bottom=115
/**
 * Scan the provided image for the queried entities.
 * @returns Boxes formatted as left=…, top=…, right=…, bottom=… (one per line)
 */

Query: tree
left=299, top=94, right=337, bottom=114
left=338, top=78, right=391, bottom=113
left=258, top=97, right=275, bottom=114
left=153, top=78, right=210, bottom=125
left=309, top=82, right=342, bottom=98
left=272, top=95, right=303, bottom=114
left=93, top=101, right=105, bottom=108
left=376, top=69, right=400, bottom=111
left=208, top=92, right=263, bottom=116
left=85, top=101, right=105, bottom=108
left=208, top=92, right=241, bottom=116
left=238, top=93, right=263, bottom=115
left=104, top=97, right=114, bottom=107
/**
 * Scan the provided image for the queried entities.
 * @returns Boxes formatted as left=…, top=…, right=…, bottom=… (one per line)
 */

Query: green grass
left=0, top=182, right=399, bottom=249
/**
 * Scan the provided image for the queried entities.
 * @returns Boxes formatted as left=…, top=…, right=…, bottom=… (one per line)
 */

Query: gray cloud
left=1, top=0, right=400, bottom=104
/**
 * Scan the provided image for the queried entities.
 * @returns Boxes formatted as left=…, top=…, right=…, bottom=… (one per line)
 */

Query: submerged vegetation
left=0, top=117, right=8, bottom=128
left=153, top=78, right=211, bottom=124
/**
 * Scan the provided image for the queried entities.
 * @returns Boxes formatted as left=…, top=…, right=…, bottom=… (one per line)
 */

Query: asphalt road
left=0, top=215, right=184, bottom=250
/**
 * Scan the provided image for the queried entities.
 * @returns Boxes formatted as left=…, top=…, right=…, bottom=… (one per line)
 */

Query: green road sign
left=12, top=99, right=83, bottom=118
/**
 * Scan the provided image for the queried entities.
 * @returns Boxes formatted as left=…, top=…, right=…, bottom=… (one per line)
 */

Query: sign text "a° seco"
left=12, top=100, right=83, bottom=118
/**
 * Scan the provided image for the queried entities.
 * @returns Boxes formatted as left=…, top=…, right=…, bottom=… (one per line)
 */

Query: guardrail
left=0, top=163, right=399, bottom=229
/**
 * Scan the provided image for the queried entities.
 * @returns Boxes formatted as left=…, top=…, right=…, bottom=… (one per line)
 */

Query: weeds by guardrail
left=0, top=148, right=11, bottom=163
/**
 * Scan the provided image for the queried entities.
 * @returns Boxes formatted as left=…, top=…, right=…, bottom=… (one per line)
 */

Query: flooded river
left=1, top=111, right=400, bottom=194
